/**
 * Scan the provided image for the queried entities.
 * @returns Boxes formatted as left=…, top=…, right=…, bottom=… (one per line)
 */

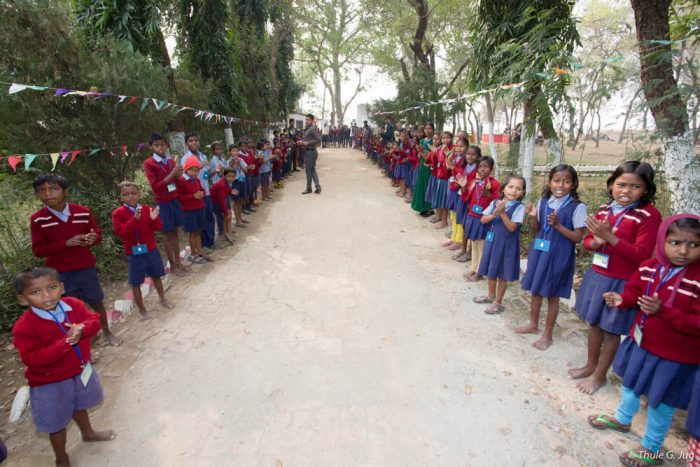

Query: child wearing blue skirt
left=589, top=214, right=700, bottom=466
left=430, top=132, right=454, bottom=229
left=517, top=164, right=587, bottom=350
left=460, top=156, right=500, bottom=282
left=473, top=173, right=526, bottom=314
left=571, top=161, right=662, bottom=395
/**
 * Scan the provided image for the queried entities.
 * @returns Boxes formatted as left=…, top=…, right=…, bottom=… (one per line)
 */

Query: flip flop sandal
left=442, top=240, right=453, bottom=247
left=430, top=218, right=441, bottom=223
left=448, top=243, right=461, bottom=250
left=619, top=448, right=663, bottom=466
left=587, top=414, right=631, bottom=433
left=454, top=256, right=469, bottom=263
left=484, top=303, right=505, bottom=314
left=466, top=274, right=482, bottom=282
left=473, top=295, right=495, bottom=304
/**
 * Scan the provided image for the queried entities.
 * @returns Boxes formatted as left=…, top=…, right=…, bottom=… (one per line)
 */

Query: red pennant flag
left=68, top=150, right=81, bottom=166
left=124, top=96, right=138, bottom=107
left=121, top=145, right=128, bottom=155
left=8, top=155, right=22, bottom=172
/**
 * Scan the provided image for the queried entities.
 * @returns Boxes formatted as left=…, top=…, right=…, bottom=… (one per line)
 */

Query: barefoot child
left=461, top=156, right=500, bottom=283
left=517, top=164, right=587, bottom=350
left=453, top=144, right=481, bottom=263
left=589, top=214, right=700, bottom=466
left=12, top=267, right=115, bottom=466
left=112, top=182, right=175, bottom=320
left=571, top=161, right=662, bottom=395
left=30, top=174, right=121, bottom=346
left=211, top=168, right=238, bottom=243
left=473, top=173, right=526, bottom=314
left=177, top=157, right=211, bottom=263
left=429, top=132, right=454, bottom=229
left=142, top=132, right=189, bottom=277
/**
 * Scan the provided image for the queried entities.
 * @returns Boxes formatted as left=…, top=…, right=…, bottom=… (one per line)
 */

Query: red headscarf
left=653, top=213, right=700, bottom=307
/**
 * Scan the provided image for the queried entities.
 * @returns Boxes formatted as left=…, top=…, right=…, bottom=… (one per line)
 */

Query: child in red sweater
left=13, top=267, right=115, bottom=466
left=31, top=174, right=121, bottom=346
left=211, top=168, right=238, bottom=244
left=142, top=133, right=189, bottom=277
left=112, top=182, right=174, bottom=320
left=571, top=161, right=662, bottom=395
left=177, top=157, right=210, bottom=263
left=589, top=214, right=700, bottom=465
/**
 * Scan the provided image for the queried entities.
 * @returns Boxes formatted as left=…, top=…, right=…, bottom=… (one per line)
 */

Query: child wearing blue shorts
left=30, top=174, right=121, bottom=346
left=112, top=181, right=175, bottom=320
left=13, top=267, right=115, bottom=466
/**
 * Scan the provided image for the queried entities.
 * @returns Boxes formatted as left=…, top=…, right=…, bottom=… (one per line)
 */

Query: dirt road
left=4, top=148, right=689, bottom=466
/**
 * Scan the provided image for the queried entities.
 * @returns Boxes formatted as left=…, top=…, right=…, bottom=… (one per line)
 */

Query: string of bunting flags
left=0, top=142, right=148, bottom=173
left=2, top=81, right=271, bottom=127
left=372, top=35, right=693, bottom=116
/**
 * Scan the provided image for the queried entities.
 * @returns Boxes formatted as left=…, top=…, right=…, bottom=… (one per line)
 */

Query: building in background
left=356, top=103, right=369, bottom=124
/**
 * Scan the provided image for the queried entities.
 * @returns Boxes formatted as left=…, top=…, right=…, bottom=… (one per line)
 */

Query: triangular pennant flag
left=176, top=106, right=188, bottom=113
left=554, top=68, right=569, bottom=75
left=60, top=151, right=69, bottom=163
left=24, top=154, right=38, bottom=171
left=88, top=148, right=100, bottom=156
left=68, top=150, right=80, bottom=166
left=50, top=153, right=60, bottom=170
left=151, top=99, right=167, bottom=111
left=140, top=98, right=149, bottom=111
left=8, top=83, right=28, bottom=94
left=194, top=110, right=203, bottom=118
left=27, top=85, right=48, bottom=91
left=135, top=143, right=146, bottom=152
left=8, top=155, right=22, bottom=172
left=121, top=145, right=128, bottom=155
left=118, top=95, right=127, bottom=103
left=55, top=89, right=70, bottom=96
left=124, top=96, right=138, bottom=107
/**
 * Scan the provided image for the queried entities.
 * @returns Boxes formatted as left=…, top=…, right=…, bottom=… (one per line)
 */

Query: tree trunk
left=630, top=0, right=700, bottom=212
left=595, top=111, right=602, bottom=148
left=167, top=131, right=186, bottom=158
left=519, top=99, right=536, bottom=200
left=618, top=87, right=643, bottom=143
left=484, top=93, right=498, bottom=174
left=538, top=108, right=563, bottom=166
left=224, top=126, right=234, bottom=147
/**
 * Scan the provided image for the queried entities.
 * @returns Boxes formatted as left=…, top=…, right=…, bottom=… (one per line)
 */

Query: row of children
left=11, top=130, right=298, bottom=466
left=361, top=122, right=700, bottom=466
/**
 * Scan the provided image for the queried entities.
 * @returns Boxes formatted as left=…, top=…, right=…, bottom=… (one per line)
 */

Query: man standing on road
left=298, top=114, right=322, bottom=195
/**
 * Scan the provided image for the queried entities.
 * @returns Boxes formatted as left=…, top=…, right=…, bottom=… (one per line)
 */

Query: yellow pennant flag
left=50, top=153, right=60, bottom=170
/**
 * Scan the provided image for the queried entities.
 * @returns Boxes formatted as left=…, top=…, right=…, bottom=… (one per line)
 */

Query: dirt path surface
left=4, top=148, right=690, bottom=466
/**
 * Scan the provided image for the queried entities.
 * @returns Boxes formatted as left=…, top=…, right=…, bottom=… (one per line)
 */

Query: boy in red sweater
left=177, top=157, right=211, bottom=263
left=31, top=174, right=121, bottom=346
left=112, top=182, right=174, bottom=320
left=13, top=267, right=115, bottom=466
left=142, top=133, right=189, bottom=277
left=211, top=168, right=238, bottom=244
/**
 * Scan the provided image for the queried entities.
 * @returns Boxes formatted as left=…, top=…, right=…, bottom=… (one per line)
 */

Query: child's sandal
left=473, top=295, right=494, bottom=304
left=587, top=414, right=631, bottom=433
left=484, top=303, right=505, bottom=314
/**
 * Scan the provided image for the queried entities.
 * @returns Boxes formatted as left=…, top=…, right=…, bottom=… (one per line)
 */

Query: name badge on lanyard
left=167, top=183, right=177, bottom=192
left=51, top=304, right=93, bottom=387
left=592, top=252, right=610, bottom=269
left=471, top=204, right=483, bottom=215
left=534, top=239, right=551, bottom=252
left=485, top=231, right=495, bottom=242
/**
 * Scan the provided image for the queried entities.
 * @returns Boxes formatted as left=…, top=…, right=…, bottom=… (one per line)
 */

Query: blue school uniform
left=521, top=194, right=587, bottom=298
left=478, top=200, right=524, bottom=282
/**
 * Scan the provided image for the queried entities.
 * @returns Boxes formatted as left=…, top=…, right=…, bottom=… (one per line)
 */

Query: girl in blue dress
left=473, top=173, right=526, bottom=314
left=517, top=164, right=587, bottom=350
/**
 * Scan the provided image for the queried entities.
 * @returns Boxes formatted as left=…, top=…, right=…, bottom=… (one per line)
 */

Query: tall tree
left=630, top=0, right=700, bottom=213
left=297, top=0, right=367, bottom=126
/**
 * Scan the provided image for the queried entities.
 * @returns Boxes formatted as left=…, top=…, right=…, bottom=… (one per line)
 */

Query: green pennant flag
left=140, top=98, right=149, bottom=111
left=24, top=154, right=38, bottom=170
left=535, top=72, right=548, bottom=78
left=572, top=63, right=584, bottom=70
left=605, top=56, right=625, bottom=63
left=88, top=148, right=100, bottom=156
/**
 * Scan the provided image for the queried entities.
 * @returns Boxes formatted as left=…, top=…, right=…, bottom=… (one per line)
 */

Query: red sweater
left=462, top=176, right=501, bottom=217
left=449, top=155, right=467, bottom=191
left=144, top=156, right=178, bottom=203
left=13, top=297, right=101, bottom=387
left=31, top=204, right=102, bottom=273
left=176, top=175, right=206, bottom=211
left=435, top=145, right=453, bottom=180
left=111, top=204, right=163, bottom=255
left=210, top=178, right=232, bottom=216
left=619, top=258, right=700, bottom=364
left=583, top=203, right=661, bottom=280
